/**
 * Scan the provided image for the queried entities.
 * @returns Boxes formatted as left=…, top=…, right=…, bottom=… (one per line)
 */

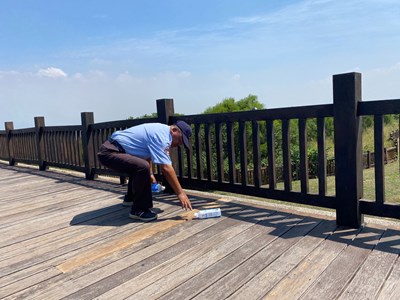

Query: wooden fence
left=1, top=72, right=400, bottom=228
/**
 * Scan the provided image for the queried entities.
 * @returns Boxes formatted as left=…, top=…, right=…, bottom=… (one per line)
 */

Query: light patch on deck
left=57, top=210, right=196, bottom=273
left=217, top=197, right=235, bottom=203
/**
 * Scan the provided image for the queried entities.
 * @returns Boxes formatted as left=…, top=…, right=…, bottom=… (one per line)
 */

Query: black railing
left=1, top=73, right=400, bottom=227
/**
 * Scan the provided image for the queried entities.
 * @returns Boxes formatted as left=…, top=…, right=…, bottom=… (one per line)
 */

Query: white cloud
left=233, top=74, right=241, bottom=81
left=178, top=71, right=191, bottom=78
left=37, top=67, right=67, bottom=78
left=363, top=62, right=400, bottom=101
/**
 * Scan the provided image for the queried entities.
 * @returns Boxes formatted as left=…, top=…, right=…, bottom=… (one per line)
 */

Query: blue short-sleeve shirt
left=110, top=123, right=172, bottom=165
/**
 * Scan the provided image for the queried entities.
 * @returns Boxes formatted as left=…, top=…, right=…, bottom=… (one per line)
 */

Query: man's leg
left=124, top=158, right=153, bottom=210
left=125, top=176, right=133, bottom=203
left=97, top=143, right=153, bottom=210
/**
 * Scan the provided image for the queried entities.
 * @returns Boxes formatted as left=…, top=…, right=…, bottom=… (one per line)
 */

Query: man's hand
left=161, top=164, right=192, bottom=210
left=177, top=192, right=192, bottom=210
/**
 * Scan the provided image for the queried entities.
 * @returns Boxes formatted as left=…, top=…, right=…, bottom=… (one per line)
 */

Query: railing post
left=5, top=122, right=15, bottom=166
left=156, top=98, right=175, bottom=125
left=81, top=112, right=96, bottom=180
left=156, top=99, right=176, bottom=192
left=34, top=116, right=47, bottom=171
left=333, top=72, right=364, bottom=228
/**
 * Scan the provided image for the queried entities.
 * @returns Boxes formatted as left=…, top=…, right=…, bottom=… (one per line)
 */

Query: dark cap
left=175, top=120, right=192, bottom=149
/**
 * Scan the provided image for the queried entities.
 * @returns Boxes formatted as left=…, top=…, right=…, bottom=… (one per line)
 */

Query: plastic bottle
left=194, top=208, right=221, bottom=219
left=152, top=183, right=165, bottom=193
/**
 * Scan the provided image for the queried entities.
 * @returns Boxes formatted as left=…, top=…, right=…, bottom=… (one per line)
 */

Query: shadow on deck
left=1, top=163, right=400, bottom=300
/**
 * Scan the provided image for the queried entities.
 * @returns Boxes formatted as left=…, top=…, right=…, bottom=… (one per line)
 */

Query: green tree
left=200, top=95, right=265, bottom=180
left=127, top=112, right=185, bottom=120
left=203, top=94, right=264, bottom=114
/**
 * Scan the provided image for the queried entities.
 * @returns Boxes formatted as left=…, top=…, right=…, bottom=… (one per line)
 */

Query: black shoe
left=129, top=209, right=157, bottom=221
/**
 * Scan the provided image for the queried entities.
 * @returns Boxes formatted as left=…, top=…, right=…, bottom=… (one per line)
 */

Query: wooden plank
left=0, top=207, right=127, bottom=262
left=30, top=205, right=248, bottom=300
left=263, top=226, right=361, bottom=300
left=0, top=195, right=192, bottom=268
left=0, top=176, right=62, bottom=198
left=0, top=192, right=118, bottom=234
left=298, top=226, right=385, bottom=300
left=0, top=188, right=122, bottom=229
left=0, top=267, right=62, bottom=299
left=2, top=168, right=197, bottom=278
left=340, top=228, right=400, bottom=300
left=0, top=187, right=109, bottom=225
left=57, top=210, right=197, bottom=273
left=157, top=212, right=302, bottom=300
left=0, top=197, right=192, bottom=282
left=1, top=197, right=217, bottom=299
left=0, top=194, right=138, bottom=252
left=61, top=209, right=250, bottom=299
left=96, top=208, right=276, bottom=299
left=377, top=255, right=400, bottom=300
left=229, top=219, right=338, bottom=300
left=191, top=217, right=320, bottom=299
left=0, top=191, right=121, bottom=244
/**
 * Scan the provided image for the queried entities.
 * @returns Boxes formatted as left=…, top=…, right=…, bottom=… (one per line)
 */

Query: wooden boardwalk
left=1, top=164, right=400, bottom=300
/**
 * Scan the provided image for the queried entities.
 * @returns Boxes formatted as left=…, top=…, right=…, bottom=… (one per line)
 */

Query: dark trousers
left=97, top=140, right=153, bottom=211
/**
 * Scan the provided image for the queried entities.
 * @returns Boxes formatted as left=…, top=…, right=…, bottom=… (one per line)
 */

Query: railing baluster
left=239, top=121, right=248, bottom=186
left=299, top=118, right=309, bottom=194
left=205, top=123, right=212, bottom=181
left=194, top=123, right=203, bottom=180
left=186, top=129, right=193, bottom=179
left=374, top=114, right=385, bottom=205
left=252, top=120, right=261, bottom=188
left=267, top=119, right=276, bottom=189
left=282, top=119, right=292, bottom=192
left=177, top=146, right=183, bottom=177
left=317, top=117, right=327, bottom=196
left=227, top=121, right=236, bottom=184
left=215, top=122, right=224, bottom=183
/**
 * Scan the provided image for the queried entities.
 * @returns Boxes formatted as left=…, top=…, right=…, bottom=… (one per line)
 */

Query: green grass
left=368, top=160, right=400, bottom=203
left=210, top=161, right=399, bottom=217
left=276, top=160, right=400, bottom=203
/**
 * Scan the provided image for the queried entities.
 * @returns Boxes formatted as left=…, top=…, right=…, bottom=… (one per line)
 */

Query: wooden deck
left=1, top=164, right=400, bottom=300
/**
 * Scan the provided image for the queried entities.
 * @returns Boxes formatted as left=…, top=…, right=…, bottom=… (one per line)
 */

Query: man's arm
left=161, top=164, right=192, bottom=210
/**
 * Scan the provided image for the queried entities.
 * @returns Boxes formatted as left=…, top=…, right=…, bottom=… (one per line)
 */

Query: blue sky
left=1, top=0, right=400, bottom=128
